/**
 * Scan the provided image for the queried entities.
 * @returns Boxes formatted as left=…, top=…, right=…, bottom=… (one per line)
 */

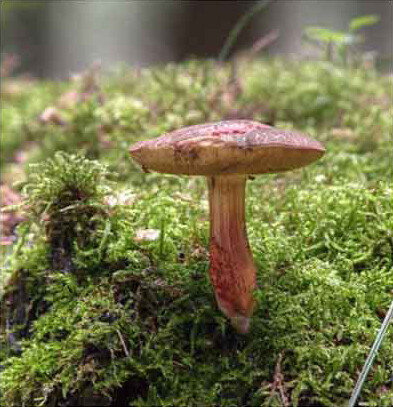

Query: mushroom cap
left=129, top=120, right=325, bottom=176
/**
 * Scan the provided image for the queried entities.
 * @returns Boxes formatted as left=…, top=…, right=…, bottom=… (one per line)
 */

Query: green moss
left=1, top=81, right=67, bottom=169
left=1, top=59, right=392, bottom=406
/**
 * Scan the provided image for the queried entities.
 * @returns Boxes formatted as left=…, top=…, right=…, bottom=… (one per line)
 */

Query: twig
left=116, top=329, right=130, bottom=357
left=250, top=28, right=280, bottom=55
left=218, top=0, right=276, bottom=62
left=268, top=351, right=289, bottom=407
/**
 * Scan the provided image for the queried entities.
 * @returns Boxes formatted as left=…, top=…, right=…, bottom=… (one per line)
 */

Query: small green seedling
left=304, top=14, right=380, bottom=65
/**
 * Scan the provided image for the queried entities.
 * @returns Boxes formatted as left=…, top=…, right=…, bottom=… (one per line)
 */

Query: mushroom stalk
left=207, top=174, right=256, bottom=334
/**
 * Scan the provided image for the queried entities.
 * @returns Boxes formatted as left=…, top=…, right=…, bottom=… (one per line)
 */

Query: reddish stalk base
left=207, top=174, right=257, bottom=333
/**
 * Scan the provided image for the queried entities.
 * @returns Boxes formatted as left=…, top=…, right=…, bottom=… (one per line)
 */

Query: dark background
left=1, top=0, right=392, bottom=79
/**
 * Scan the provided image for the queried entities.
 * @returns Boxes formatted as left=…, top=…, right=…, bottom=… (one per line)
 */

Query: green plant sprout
left=304, top=14, right=380, bottom=65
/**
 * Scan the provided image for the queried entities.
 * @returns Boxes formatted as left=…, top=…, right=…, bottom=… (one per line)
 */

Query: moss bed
left=1, top=58, right=392, bottom=406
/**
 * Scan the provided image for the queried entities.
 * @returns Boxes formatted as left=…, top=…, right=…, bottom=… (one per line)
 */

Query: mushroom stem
left=207, top=174, right=256, bottom=334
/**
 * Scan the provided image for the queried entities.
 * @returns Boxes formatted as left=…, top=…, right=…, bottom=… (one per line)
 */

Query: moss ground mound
left=1, top=59, right=392, bottom=406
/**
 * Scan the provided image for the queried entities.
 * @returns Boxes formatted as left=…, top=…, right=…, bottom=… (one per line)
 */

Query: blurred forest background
left=1, top=2, right=393, bottom=406
left=2, top=0, right=392, bottom=79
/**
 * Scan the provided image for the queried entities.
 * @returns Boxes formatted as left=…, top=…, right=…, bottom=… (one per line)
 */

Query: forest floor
left=1, top=58, right=392, bottom=406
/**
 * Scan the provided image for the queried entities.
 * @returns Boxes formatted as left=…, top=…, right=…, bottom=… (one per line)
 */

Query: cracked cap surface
left=129, top=120, right=325, bottom=176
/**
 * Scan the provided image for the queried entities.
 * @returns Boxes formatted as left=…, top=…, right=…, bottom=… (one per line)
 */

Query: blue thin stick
left=348, top=299, right=393, bottom=407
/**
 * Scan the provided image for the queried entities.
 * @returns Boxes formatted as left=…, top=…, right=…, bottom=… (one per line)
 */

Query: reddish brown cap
left=129, top=120, right=325, bottom=176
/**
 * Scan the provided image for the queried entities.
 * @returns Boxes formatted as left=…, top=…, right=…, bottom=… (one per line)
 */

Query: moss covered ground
left=0, top=58, right=392, bottom=406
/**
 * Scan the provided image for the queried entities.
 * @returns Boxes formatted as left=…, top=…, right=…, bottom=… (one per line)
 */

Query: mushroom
left=129, top=120, right=325, bottom=333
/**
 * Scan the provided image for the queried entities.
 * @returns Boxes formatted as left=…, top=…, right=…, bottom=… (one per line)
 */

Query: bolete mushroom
left=129, top=120, right=325, bottom=333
